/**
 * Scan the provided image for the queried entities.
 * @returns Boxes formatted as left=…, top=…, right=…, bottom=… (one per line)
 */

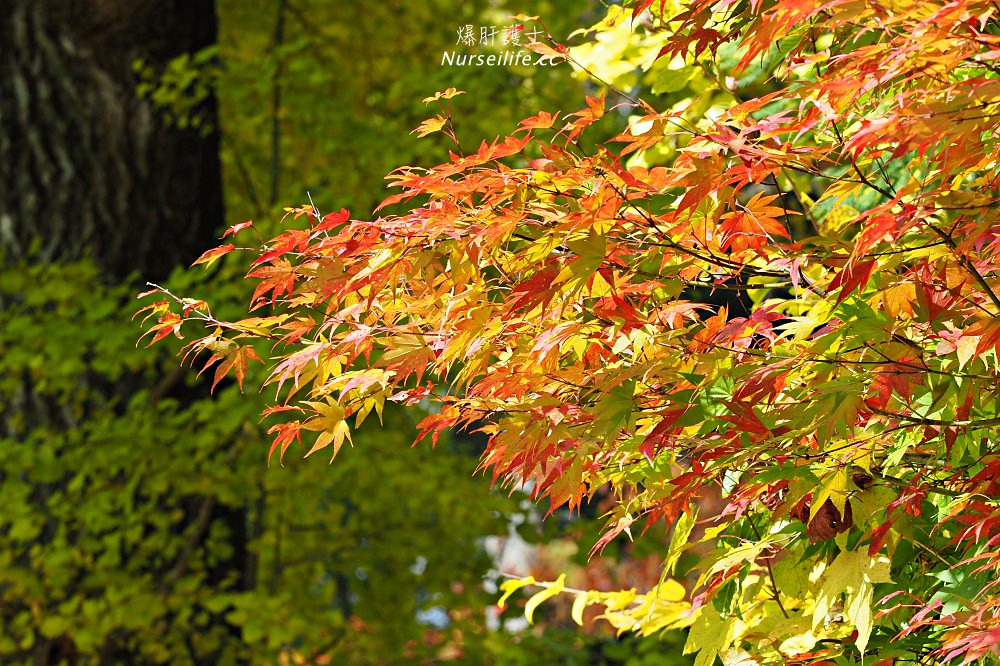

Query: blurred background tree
left=0, top=0, right=692, bottom=663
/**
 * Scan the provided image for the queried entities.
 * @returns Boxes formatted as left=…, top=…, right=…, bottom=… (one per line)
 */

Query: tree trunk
left=0, top=0, right=223, bottom=280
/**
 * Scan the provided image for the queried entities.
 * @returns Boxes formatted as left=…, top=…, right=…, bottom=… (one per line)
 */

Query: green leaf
left=812, top=549, right=892, bottom=655
left=684, top=609, right=736, bottom=666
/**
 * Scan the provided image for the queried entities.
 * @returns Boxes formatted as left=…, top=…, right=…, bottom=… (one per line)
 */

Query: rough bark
left=0, top=0, right=223, bottom=280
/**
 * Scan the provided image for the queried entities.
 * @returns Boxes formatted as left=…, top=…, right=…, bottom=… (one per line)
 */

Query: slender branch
left=269, top=0, right=288, bottom=207
left=747, top=518, right=789, bottom=618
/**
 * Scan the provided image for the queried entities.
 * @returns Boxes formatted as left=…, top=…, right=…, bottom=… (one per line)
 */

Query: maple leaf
left=812, top=549, right=892, bottom=655
left=518, top=110, right=559, bottom=131
left=412, top=115, right=448, bottom=138
left=267, top=420, right=302, bottom=464
left=301, top=399, right=352, bottom=461
left=829, top=259, right=877, bottom=305
left=201, top=344, right=262, bottom=393
left=191, top=244, right=235, bottom=269
left=221, top=220, right=254, bottom=239
left=421, top=88, right=464, bottom=104
left=248, top=259, right=297, bottom=307
left=718, top=192, right=790, bottom=253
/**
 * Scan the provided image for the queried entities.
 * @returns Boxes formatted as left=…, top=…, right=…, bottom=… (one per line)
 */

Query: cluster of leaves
left=139, top=0, right=1000, bottom=663
left=134, top=46, right=220, bottom=135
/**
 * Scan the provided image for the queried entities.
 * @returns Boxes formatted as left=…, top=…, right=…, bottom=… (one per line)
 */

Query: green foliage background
left=0, top=1, right=694, bottom=664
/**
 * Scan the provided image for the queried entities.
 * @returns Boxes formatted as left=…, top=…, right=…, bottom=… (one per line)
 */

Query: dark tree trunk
left=0, top=0, right=223, bottom=280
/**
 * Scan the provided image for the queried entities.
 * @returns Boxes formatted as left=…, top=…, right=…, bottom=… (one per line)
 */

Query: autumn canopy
left=141, top=0, right=1000, bottom=662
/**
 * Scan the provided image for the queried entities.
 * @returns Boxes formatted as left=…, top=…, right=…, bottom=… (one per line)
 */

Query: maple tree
left=141, top=0, right=1000, bottom=663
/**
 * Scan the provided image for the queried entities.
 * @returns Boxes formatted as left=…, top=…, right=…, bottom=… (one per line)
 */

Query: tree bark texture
left=0, top=0, right=223, bottom=280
